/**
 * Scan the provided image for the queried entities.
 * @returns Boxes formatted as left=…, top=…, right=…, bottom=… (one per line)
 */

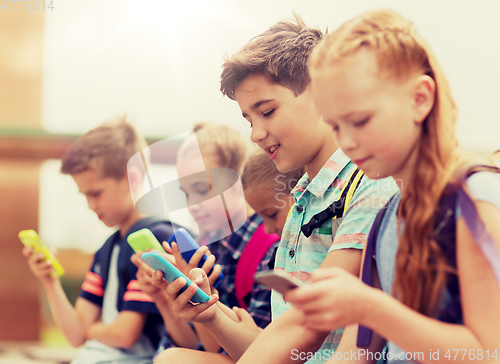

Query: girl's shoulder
left=466, top=171, right=500, bottom=210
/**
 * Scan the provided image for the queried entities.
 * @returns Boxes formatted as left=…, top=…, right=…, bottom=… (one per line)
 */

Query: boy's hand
left=232, top=307, right=263, bottom=334
left=22, top=246, right=57, bottom=285
left=130, top=252, right=166, bottom=301
left=163, top=268, right=218, bottom=323
left=164, top=241, right=221, bottom=290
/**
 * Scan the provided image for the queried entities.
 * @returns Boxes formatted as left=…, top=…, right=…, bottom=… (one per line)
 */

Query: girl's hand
left=164, top=241, right=221, bottom=289
left=22, top=246, right=57, bottom=285
left=232, top=307, right=263, bottom=334
left=284, top=267, right=373, bottom=332
left=161, top=267, right=219, bottom=323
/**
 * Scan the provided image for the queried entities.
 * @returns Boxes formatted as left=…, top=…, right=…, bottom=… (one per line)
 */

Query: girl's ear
left=412, top=74, right=436, bottom=124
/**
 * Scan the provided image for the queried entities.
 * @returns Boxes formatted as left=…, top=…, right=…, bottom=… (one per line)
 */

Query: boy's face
left=72, top=169, right=135, bottom=228
left=245, top=187, right=294, bottom=237
left=234, top=74, right=333, bottom=175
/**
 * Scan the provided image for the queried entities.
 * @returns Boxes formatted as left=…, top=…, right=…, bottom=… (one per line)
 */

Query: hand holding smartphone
left=141, top=250, right=210, bottom=303
left=254, top=270, right=304, bottom=295
left=19, top=230, right=65, bottom=277
left=166, top=228, right=224, bottom=287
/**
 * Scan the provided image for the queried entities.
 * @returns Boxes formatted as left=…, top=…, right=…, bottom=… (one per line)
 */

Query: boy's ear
left=413, top=74, right=436, bottom=124
left=127, top=166, right=144, bottom=196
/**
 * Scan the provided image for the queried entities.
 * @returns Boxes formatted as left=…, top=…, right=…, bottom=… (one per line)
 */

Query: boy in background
left=23, top=118, right=194, bottom=364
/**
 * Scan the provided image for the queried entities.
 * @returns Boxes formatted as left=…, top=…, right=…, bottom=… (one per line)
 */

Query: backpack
left=357, top=182, right=500, bottom=346
left=235, top=223, right=280, bottom=309
left=301, top=167, right=364, bottom=237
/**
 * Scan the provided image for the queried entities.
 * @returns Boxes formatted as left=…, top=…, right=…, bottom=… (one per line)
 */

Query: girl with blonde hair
left=286, top=9, right=500, bottom=363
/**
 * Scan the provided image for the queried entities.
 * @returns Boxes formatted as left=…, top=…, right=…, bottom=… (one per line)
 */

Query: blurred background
left=1, top=0, right=499, bottom=361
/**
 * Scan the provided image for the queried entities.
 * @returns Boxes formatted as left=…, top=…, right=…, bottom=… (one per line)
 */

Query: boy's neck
left=304, top=143, right=338, bottom=180
left=118, top=210, right=146, bottom=237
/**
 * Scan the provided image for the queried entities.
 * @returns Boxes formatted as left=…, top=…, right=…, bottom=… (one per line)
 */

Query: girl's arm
left=288, top=200, right=500, bottom=364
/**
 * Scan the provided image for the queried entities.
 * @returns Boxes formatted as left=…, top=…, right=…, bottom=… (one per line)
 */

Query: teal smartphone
left=141, top=251, right=210, bottom=303
left=19, top=230, right=65, bottom=277
left=127, top=228, right=165, bottom=253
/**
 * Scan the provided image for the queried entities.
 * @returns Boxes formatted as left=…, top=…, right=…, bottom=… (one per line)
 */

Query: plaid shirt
left=156, top=213, right=277, bottom=354
left=273, top=149, right=398, bottom=364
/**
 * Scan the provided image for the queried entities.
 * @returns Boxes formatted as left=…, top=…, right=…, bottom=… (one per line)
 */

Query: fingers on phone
left=201, top=254, right=215, bottom=273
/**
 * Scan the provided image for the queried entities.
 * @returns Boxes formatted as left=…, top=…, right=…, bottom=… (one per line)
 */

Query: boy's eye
left=263, top=109, right=275, bottom=118
left=269, top=212, right=277, bottom=219
left=331, top=124, right=339, bottom=132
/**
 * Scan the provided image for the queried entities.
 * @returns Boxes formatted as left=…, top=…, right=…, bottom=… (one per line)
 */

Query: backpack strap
left=301, top=168, right=364, bottom=238
left=356, top=195, right=394, bottom=347
left=235, top=223, right=280, bottom=310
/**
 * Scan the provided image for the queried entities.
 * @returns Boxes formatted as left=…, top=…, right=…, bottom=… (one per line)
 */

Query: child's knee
left=154, top=348, right=189, bottom=363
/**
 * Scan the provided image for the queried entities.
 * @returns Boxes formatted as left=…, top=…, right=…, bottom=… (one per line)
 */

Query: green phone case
left=127, top=228, right=165, bottom=253
left=19, top=230, right=65, bottom=277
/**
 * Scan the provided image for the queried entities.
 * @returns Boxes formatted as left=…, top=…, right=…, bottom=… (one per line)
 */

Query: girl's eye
left=354, top=117, right=369, bottom=127
left=197, top=188, right=211, bottom=196
left=263, top=109, right=275, bottom=118
left=331, top=124, right=339, bottom=132
left=269, top=212, right=277, bottom=219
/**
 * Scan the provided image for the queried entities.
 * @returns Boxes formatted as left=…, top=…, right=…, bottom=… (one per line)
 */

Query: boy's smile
left=234, top=74, right=336, bottom=179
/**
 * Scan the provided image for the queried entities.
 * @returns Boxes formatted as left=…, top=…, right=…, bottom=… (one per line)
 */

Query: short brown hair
left=220, top=14, right=323, bottom=100
left=61, top=116, right=147, bottom=179
left=242, top=148, right=304, bottom=192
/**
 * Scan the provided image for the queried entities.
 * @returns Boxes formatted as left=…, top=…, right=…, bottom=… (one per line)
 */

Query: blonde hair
left=220, top=14, right=323, bottom=100
left=180, top=122, right=249, bottom=173
left=242, top=148, right=305, bottom=193
left=309, top=10, right=499, bottom=317
left=61, top=116, right=147, bottom=180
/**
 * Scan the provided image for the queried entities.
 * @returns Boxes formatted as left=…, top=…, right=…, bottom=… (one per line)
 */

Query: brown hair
left=242, top=147, right=304, bottom=193
left=61, top=116, right=147, bottom=180
left=310, top=10, right=489, bottom=317
left=220, top=14, right=323, bottom=100
left=179, top=121, right=249, bottom=173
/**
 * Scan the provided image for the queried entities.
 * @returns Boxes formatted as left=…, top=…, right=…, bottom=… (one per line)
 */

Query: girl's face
left=177, top=148, right=245, bottom=238
left=311, top=48, right=434, bottom=183
left=245, top=186, right=294, bottom=237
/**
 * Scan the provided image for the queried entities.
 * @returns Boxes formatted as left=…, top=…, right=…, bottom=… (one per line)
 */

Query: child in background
left=242, top=148, right=305, bottom=238
left=286, top=9, right=500, bottom=363
left=163, top=16, right=398, bottom=364
left=153, top=147, right=304, bottom=363
left=150, top=122, right=280, bottom=363
left=23, top=118, right=190, bottom=364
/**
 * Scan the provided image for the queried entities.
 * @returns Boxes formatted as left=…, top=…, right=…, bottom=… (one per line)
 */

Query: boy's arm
left=85, top=310, right=147, bottom=348
left=24, top=247, right=100, bottom=347
left=235, top=249, right=361, bottom=364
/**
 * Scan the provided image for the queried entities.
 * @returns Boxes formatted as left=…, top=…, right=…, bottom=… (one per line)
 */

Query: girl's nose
left=338, top=129, right=359, bottom=152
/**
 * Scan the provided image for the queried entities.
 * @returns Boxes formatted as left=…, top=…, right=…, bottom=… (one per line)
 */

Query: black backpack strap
left=301, top=168, right=364, bottom=238
left=357, top=195, right=395, bottom=347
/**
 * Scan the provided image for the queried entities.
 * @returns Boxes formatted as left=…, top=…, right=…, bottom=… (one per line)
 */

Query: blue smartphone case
left=166, top=228, right=223, bottom=287
left=141, top=251, right=210, bottom=303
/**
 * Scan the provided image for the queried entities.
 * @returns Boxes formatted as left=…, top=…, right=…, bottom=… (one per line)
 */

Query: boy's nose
left=250, top=121, right=268, bottom=144
left=264, top=221, right=276, bottom=236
